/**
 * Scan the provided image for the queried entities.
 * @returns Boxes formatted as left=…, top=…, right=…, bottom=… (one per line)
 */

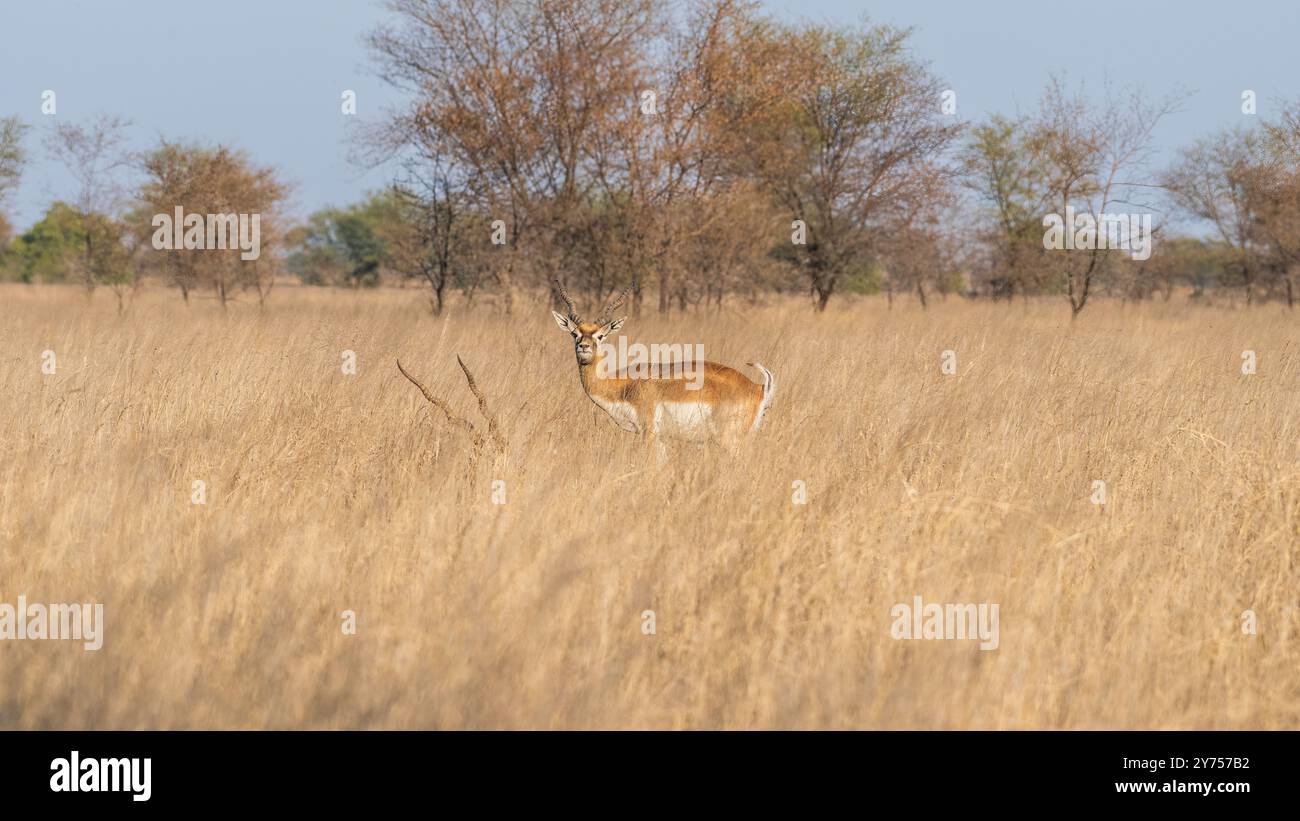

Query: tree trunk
left=83, top=226, right=95, bottom=295
left=816, top=282, right=832, bottom=312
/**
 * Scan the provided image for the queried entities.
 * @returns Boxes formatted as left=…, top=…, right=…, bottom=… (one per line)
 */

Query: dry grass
left=1, top=282, right=1297, bottom=729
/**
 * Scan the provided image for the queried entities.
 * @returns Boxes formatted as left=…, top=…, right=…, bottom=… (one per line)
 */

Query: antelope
left=551, top=279, right=775, bottom=446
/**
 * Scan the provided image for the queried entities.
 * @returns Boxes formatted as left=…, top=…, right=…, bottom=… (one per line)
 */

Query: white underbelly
left=654, top=402, right=714, bottom=437
left=590, top=396, right=642, bottom=432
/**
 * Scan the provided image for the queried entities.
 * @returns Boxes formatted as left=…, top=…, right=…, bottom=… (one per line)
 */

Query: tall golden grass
left=1, top=283, right=1297, bottom=728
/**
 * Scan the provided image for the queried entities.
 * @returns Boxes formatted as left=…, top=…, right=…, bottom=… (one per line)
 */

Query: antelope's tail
left=747, top=362, right=776, bottom=432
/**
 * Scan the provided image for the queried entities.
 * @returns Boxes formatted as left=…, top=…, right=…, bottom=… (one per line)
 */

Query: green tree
left=11, top=202, right=87, bottom=283
left=288, top=196, right=392, bottom=288
left=731, top=20, right=961, bottom=310
left=959, top=114, right=1052, bottom=299
left=0, top=116, right=29, bottom=279
left=0, top=116, right=27, bottom=204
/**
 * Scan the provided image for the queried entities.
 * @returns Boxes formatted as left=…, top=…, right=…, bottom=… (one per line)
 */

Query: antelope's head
left=551, top=278, right=632, bottom=366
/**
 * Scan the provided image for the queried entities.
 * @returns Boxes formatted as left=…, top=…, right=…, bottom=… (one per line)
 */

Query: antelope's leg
left=643, top=402, right=658, bottom=449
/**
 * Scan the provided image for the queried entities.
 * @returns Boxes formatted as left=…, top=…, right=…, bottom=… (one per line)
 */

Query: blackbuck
left=551, top=279, right=775, bottom=446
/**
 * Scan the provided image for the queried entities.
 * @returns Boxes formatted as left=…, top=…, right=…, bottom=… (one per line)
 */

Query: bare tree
left=1256, top=101, right=1300, bottom=307
left=383, top=124, right=467, bottom=314
left=1035, top=79, right=1180, bottom=317
left=1164, top=127, right=1272, bottom=305
left=45, top=114, right=133, bottom=295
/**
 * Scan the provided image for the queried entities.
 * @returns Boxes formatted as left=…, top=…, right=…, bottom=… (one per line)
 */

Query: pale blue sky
left=1, top=0, right=1296, bottom=232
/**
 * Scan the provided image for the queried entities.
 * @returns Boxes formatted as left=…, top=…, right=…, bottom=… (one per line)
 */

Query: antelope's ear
left=552, top=311, right=577, bottom=334
left=598, top=316, right=626, bottom=337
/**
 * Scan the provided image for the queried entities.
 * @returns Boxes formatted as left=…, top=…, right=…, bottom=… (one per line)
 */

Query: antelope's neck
left=578, top=360, right=599, bottom=394
left=578, top=356, right=618, bottom=399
